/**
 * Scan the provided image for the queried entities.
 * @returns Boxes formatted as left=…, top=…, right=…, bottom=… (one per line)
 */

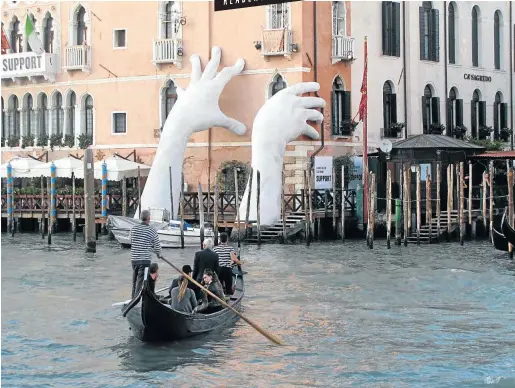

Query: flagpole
left=362, top=37, right=369, bottom=234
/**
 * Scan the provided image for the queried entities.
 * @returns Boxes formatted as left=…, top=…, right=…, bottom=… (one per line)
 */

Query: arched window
left=422, top=85, right=432, bottom=133
left=24, top=94, right=34, bottom=136
left=43, top=12, right=54, bottom=53
left=84, top=95, right=93, bottom=136
left=270, top=74, right=286, bottom=97
left=68, top=91, right=76, bottom=137
left=331, top=77, right=351, bottom=135
left=164, top=2, right=174, bottom=39
left=39, top=94, right=49, bottom=139
left=471, top=6, right=479, bottom=67
left=10, top=16, right=20, bottom=53
left=494, top=11, right=501, bottom=70
left=77, top=6, right=86, bottom=45
left=494, top=92, right=502, bottom=139
left=1, top=97, right=6, bottom=142
left=54, top=92, right=63, bottom=135
left=419, top=2, right=439, bottom=62
left=448, top=87, right=464, bottom=138
left=161, top=80, right=177, bottom=127
left=471, top=89, right=484, bottom=138
left=383, top=81, right=397, bottom=135
left=448, top=2, right=456, bottom=64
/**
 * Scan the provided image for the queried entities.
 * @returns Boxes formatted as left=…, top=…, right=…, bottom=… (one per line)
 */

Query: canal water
left=1, top=234, right=514, bottom=387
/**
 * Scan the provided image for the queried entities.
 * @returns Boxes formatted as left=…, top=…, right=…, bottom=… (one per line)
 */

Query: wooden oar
left=111, top=285, right=169, bottom=307
left=158, top=255, right=284, bottom=346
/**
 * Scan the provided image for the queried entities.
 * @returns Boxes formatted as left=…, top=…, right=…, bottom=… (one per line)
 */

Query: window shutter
left=382, top=1, right=388, bottom=55
left=446, top=98, right=453, bottom=131
left=390, top=93, right=397, bottom=123
left=343, top=91, right=351, bottom=122
left=431, top=9, right=439, bottom=62
left=448, top=9, right=455, bottom=64
left=419, top=7, right=426, bottom=60
left=494, top=103, right=500, bottom=132
left=431, top=97, right=440, bottom=124
left=500, top=103, right=508, bottom=129
left=392, top=2, right=401, bottom=57
left=478, top=101, right=486, bottom=127
left=422, top=96, right=428, bottom=132
left=456, top=99, right=463, bottom=126
left=331, top=91, right=337, bottom=134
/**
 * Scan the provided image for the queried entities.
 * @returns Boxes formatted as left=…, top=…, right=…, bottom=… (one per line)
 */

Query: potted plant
left=500, top=128, right=512, bottom=142
left=21, top=134, right=35, bottom=148
left=478, top=125, right=493, bottom=139
left=7, top=135, right=20, bottom=148
left=78, top=133, right=93, bottom=149
left=64, top=134, right=76, bottom=148
left=49, top=133, right=63, bottom=151
left=429, top=123, right=445, bottom=135
left=340, top=119, right=359, bottom=135
left=452, top=125, right=468, bottom=139
left=37, top=133, right=49, bottom=147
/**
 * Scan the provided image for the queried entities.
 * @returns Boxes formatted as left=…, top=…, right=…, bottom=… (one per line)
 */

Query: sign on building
left=214, top=0, right=301, bottom=12
left=314, top=156, right=333, bottom=190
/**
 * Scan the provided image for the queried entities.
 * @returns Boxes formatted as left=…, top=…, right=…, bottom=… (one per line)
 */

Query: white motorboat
left=108, top=208, right=214, bottom=248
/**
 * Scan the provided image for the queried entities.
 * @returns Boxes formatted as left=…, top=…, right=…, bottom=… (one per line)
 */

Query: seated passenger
left=196, top=269, right=225, bottom=313
left=170, top=276, right=198, bottom=313
left=168, top=265, right=195, bottom=298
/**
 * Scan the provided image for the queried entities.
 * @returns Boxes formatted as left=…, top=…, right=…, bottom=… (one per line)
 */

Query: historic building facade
left=1, top=0, right=359, bottom=193
left=351, top=0, right=514, bottom=149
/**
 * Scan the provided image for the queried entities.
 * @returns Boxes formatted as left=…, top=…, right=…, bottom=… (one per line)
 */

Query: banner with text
left=314, top=156, right=333, bottom=190
left=214, top=0, right=301, bottom=12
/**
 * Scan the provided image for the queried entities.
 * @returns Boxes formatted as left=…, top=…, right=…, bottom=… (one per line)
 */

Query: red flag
left=1, top=26, right=10, bottom=54
left=358, top=39, right=368, bottom=122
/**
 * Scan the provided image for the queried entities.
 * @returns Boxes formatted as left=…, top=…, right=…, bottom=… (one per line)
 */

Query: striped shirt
left=129, top=222, right=162, bottom=265
left=213, top=243, right=236, bottom=268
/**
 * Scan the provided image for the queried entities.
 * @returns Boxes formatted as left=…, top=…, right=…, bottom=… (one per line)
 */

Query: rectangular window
left=113, top=29, right=127, bottom=49
left=331, top=90, right=352, bottom=136
left=112, top=112, right=127, bottom=134
left=419, top=7, right=439, bottom=62
left=382, top=1, right=400, bottom=57
left=266, top=3, right=289, bottom=29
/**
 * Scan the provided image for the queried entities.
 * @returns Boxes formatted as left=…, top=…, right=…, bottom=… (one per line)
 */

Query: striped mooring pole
left=102, top=161, right=108, bottom=233
left=49, top=162, right=56, bottom=244
left=7, top=162, right=13, bottom=235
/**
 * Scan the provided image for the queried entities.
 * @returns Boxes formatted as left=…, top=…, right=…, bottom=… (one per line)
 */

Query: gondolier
left=130, top=210, right=162, bottom=298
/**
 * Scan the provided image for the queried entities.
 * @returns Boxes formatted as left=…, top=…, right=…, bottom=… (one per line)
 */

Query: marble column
left=34, top=109, right=40, bottom=146
left=3, top=109, right=9, bottom=147
left=74, top=104, right=82, bottom=147
left=19, top=108, right=26, bottom=142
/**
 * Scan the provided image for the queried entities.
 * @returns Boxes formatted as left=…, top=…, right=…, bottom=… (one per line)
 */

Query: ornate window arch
left=494, top=10, right=502, bottom=70
left=471, top=6, right=480, bottom=67
left=69, top=4, right=90, bottom=46
left=161, top=79, right=177, bottom=128
left=9, top=16, right=21, bottom=53
left=269, top=74, right=286, bottom=98
left=83, top=94, right=94, bottom=136
left=43, top=11, right=55, bottom=53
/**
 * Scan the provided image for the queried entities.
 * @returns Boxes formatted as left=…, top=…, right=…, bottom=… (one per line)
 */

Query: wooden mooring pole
left=137, top=166, right=142, bottom=219
left=436, top=162, right=441, bottom=242
left=416, top=165, right=421, bottom=245
left=256, top=170, right=261, bottom=247
left=489, top=161, right=494, bottom=237
left=403, top=166, right=409, bottom=246
left=332, top=165, right=336, bottom=239
left=482, top=171, right=487, bottom=236
left=169, top=167, right=174, bottom=220
left=369, top=172, right=375, bottom=249
left=341, top=165, right=345, bottom=242
left=245, top=168, right=253, bottom=240
left=303, top=170, right=310, bottom=246
left=508, top=166, right=514, bottom=259
left=41, top=175, right=45, bottom=239
left=459, top=162, right=465, bottom=246
left=307, top=167, right=314, bottom=243
left=447, top=165, right=452, bottom=241
left=468, top=161, right=473, bottom=237
left=122, top=177, right=127, bottom=217
left=281, top=169, right=286, bottom=242
left=214, top=182, right=219, bottom=245
left=180, top=173, right=185, bottom=249
left=198, top=183, right=205, bottom=249
left=426, top=167, right=432, bottom=244
left=234, top=168, right=242, bottom=246
left=84, top=148, right=96, bottom=253
left=72, top=172, right=77, bottom=241
left=386, top=168, right=392, bottom=249
left=407, top=165, right=412, bottom=236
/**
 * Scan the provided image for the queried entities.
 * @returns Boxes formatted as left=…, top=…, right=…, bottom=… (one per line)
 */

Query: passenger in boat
left=169, top=276, right=198, bottom=313
left=192, top=237, right=219, bottom=282
left=213, top=232, right=240, bottom=295
left=168, top=265, right=194, bottom=297
left=147, top=262, right=159, bottom=294
left=196, top=269, right=225, bottom=313
left=129, top=210, right=162, bottom=299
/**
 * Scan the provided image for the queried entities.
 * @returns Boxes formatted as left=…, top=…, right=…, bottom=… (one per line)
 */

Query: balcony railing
left=1, top=52, right=58, bottom=82
left=261, top=28, right=293, bottom=59
left=153, top=39, right=181, bottom=66
left=332, top=35, right=355, bottom=64
left=380, top=127, right=403, bottom=139
left=63, top=45, right=91, bottom=72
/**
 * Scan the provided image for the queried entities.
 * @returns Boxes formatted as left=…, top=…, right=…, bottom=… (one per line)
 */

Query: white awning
left=0, top=157, right=45, bottom=178
left=30, top=156, right=84, bottom=178
left=74, top=155, right=151, bottom=181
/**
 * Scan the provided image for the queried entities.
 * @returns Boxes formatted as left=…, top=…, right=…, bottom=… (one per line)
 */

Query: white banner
left=314, top=156, right=333, bottom=190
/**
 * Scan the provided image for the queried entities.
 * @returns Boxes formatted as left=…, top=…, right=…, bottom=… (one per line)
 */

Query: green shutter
left=431, top=97, right=440, bottom=124
left=431, top=9, right=440, bottom=62
left=391, top=93, right=397, bottom=123
left=456, top=99, right=463, bottom=127
left=392, top=2, right=401, bottom=57
left=478, top=101, right=486, bottom=127
left=382, top=1, right=389, bottom=55
left=500, top=103, right=508, bottom=129
left=422, top=96, right=428, bottom=133
left=419, top=7, right=426, bottom=60
left=343, top=91, right=351, bottom=122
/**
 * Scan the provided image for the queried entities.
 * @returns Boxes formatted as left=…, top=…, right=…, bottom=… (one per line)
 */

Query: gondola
left=501, top=207, right=515, bottom=247
left=122, top=268, right=244, bottom=342
left=492, top=209, right=509, bottom=252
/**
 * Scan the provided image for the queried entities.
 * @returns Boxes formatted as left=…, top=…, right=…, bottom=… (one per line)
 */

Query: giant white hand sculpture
left=137, top=47, right=246, bottom=219
left=239, top=82, right=326, bottom=226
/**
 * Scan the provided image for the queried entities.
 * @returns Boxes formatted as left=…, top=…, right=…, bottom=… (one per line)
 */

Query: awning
left=471, top=151, right=515, bottom=159
left=74, top=155, right=151, bottom=181
left=30, top=156, right=83, bottom=178
left=0, top=157, right=45, bottom=178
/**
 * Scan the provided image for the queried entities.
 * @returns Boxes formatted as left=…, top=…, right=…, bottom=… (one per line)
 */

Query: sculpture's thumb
left=214, top=112, right=247, bottom=136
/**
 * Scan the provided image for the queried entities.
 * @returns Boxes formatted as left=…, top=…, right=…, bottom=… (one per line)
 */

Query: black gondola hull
left=123, top=275, right=244, bottom=342
left=501, top=210, right=515, bottom=248
left=492, top=227, right=509, bottom=252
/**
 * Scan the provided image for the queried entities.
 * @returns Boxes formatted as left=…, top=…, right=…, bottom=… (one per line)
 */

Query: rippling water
left=2, top=233, right=515, bottom=387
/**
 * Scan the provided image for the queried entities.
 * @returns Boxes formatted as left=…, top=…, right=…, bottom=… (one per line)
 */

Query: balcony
left=381, top=127, right=403, bottom=139
left=1, top=52, right=58, bottom=83
left=332, top=35, right=355, bottom=64
left=261, top=28, right=293, bottom=60
left=63, top=45, right=91, bottom=72
left=153, top=39, right=182, bottom=68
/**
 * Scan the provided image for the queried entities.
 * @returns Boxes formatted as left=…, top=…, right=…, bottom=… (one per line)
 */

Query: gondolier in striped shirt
left=129, top=210, right=162, bottom=298
left=213, top=232, right=241, bottom=295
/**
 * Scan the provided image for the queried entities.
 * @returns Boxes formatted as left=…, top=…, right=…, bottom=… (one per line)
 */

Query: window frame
left=111, top=111, right=127, bottom=135
left=113, top=28, right=127, bottom=50
left=448, top=2, right=456, bottom=64
left=494, top=10, right=501, bottom=70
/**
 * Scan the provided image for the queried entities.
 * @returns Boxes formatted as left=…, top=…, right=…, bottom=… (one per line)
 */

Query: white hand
left=239, top=83, right=326, bottom=226
left=137, top=47, right=246, bottom=219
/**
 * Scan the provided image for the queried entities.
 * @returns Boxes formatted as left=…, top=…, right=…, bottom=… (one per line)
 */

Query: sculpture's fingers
left=176, top=86, right=185, bottom=96
left=286, top=82, right=320, bottom=96
left=304, top=109, right=324, bottom=123
left=190, top=54, right=202, bottom=84
left=201, top=46, right=222, bottom=81
left=297, top=96, right=326, bottom=109
left=213, top=113, right=247, bottom=135
left=301, top=123, right=320, bottom=139
left=214, top=58, right=245, bottom=86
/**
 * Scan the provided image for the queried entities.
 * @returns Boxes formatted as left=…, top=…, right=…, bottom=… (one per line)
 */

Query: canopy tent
left=0, top=157, right=45, bottom=178
left=74, top=155, right=151, bottom=181
left=30, top=156, right=84, bottom=178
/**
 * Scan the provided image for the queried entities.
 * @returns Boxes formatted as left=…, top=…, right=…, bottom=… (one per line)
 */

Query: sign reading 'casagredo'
left=214, top=0, right=301, bottom=12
